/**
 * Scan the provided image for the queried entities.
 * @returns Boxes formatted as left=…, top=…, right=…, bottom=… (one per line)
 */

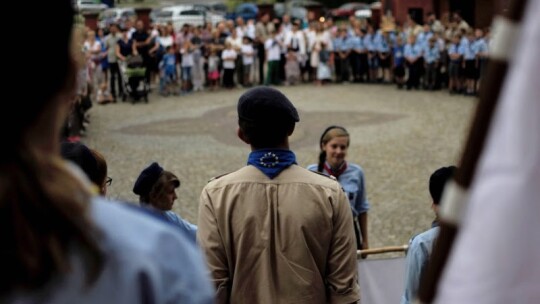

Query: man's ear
left=237, top=127, right=250, bottom=144
left=287, top=124, right=295, bottom=136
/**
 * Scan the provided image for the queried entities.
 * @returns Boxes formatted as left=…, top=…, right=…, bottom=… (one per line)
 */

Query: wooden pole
left=356, top=245, right=408, bottom=258
left=417, top=0, right=528, bottom=302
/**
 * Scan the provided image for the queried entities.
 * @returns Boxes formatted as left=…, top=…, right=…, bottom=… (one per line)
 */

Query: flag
left=435, top=1, right=540, bottom=303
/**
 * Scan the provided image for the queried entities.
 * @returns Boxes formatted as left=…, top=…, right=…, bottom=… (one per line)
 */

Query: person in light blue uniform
left=133, top=162, right=198, bottom=242
left=423, top=37, right=440, bottom=90
left=364, top=25, right=378, bottom=82
left=1, top=1, right=213, bottom=302
left=377, top=30, right=392, bottom=82
left=472, top=28, right=489, bottom=91
left=404, top=35, right=424, bottom=89
left=352, top=28, right=368, bottom=82
left=334, top=28, right=351, bottom=83
left=393, top=35, right=406, bottom=88
left=307, top=126, right=369, bottom=253
left=401, top=165, right=456, bottom=304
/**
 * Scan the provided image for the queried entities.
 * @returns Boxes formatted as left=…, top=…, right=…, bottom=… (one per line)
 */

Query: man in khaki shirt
left=197, top=87, right=360, bottom=304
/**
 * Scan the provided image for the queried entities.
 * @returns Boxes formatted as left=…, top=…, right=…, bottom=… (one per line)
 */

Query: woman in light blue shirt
left=307, top=126, right=370, bottom=252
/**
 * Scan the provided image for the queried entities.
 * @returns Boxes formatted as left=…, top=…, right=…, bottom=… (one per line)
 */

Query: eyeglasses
left=106, top=177, right=113, bottom=186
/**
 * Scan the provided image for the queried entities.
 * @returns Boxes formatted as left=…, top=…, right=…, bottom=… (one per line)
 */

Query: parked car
left=73, top=0, right=108, bottom=13
left=329, top=2, right=370, bottom=19
left=98, top=7, right=136, bottom=29
left=226, top=3, right=258, bottom=21
left=154, top=5, right=225, bottom=29
left=274, top=0, right=325, bottom=21
left=195, top=1, right=228, bottom=16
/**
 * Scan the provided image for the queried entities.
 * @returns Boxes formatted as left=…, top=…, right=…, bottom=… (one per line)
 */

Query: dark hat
left=429, top=166, right=457, bottom=204
left=133, top=162, right=164, bottom=196
left=60, top=142, right=99, bottom=185
left=237, top=86, right=299, bottom=124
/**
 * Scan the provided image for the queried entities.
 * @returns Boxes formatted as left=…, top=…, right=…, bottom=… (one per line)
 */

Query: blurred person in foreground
left=197, top=86, right=360, bottom=303
left=401, top=165, right=456, bottom=304
left=0, top=1, right=213, bottom=303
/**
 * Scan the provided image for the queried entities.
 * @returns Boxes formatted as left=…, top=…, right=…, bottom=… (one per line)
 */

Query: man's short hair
left=429, top=166, right=457, bottom=204
left=237, top=86, right=299, bottom=148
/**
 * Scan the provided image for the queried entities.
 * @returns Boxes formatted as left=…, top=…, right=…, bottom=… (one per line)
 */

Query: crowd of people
left=73, top=9, right=489, bottom=100
left=2, top=1, right=467, bottom=303
left=62, top=8, right=489, bottom=141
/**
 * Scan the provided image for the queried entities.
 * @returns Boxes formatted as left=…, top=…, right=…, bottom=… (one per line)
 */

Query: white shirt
left=265, top=38, right=281, bottom=61
left=221, top=49, right=237, bottom=69
left=241, top=44, right=254, bottom=65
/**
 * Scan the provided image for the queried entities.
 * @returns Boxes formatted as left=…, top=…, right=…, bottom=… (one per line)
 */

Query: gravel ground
left=84, top=83, right=476, bottom=253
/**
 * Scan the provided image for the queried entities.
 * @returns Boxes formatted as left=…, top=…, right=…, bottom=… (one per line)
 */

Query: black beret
left=60, top=142, right=99, bottom=185
left=238, top=86, right=299, bottom=124
left=429, top=166, right=457, bottom=204
left=133, top=162, right=164, bottom=196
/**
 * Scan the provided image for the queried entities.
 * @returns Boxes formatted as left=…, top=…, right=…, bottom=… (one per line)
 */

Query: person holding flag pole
left=417, top=0, right=540, bottom=303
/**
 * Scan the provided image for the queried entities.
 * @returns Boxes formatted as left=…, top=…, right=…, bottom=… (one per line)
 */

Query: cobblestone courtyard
left=85, top=83, right=476, bottom=250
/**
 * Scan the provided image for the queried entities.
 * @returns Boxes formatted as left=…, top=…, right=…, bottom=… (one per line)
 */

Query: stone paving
left=84, top=83, right=476, bottom=253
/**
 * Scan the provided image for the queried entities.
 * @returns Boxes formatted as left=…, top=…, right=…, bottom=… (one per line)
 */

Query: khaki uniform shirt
left=198, top=165, right=360, bottom=304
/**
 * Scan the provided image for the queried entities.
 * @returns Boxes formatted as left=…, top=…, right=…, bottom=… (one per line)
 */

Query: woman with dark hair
left=0, top=1, right=213, bottom=302
left=307, top=126, right=370, bottom=253
left=133, top=162, right=197, bottom=242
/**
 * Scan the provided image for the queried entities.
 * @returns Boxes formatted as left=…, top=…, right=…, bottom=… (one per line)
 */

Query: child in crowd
left=316, top=42, right=332, bottom=86
left=392, top=36, right=406, bottom=88
left=180, top=40, right=194, bottom=93
left=423, top=37, right=440, bottom=91
left=207, top=47, right=220, bottom=91
left=447, top=34, right=463, bottom=94
left=221, top=41, right=237, bottom=89
left=285, top=47, right=301, bottom=85
left=159, top=46, right=179, bottom=96
left=96, top=81, right=114, bottom=104
left=241, top=36, right=254, bottom=87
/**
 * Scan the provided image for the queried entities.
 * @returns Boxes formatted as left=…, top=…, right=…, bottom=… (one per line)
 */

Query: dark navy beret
left=238, top=86, right=299, bottom=124
left=133, top=162, right=164, bottom=196
left=60, top=142, right=99, bottom=185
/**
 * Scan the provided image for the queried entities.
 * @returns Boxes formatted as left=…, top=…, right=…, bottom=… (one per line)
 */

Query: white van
left=154, top=5, right=224, bottom=29
left=98, top=7, right=136, bottom=28
left=73, top=0, right=108, bottom=13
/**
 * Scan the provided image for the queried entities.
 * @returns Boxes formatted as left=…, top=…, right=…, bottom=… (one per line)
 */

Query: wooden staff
left=417, top=1, right=529, bottom=303
left=356, top=245, right=408, bottom=258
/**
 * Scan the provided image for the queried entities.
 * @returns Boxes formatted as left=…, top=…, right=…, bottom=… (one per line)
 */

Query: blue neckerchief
left=247, top=149, right=297, bottom=179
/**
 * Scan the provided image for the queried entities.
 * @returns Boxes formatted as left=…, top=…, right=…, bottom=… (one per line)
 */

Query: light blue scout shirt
left=333, top=36, right=350, bottom=52
left=462, top=38, right=476, bottom=60
left=350, top=34, right=365, bottom=52
left=377, top=37, right=391, bottom=53
left=448, top=43, right=464, bottom=61
left=423, top=44, right=440, bottom=64
left=416, top=31, right=433, bottom=48
left=5, top=197, right=214, bottom=304
left=404, top=43, right=423, bottom=60
left=472, top=38, right=489, bottom=56
left=307, top=162, right=369, bottom=216
left=363, top=34, right=375, bottom=51
left=401, top=225, right=440, bottom=304
left=164, top=210, right=198, bottom=242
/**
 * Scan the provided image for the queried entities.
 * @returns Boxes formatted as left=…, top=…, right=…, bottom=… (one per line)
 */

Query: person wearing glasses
left=61, top=141, right=110, bottom=196
left=133, top=162, right=197, bottom=242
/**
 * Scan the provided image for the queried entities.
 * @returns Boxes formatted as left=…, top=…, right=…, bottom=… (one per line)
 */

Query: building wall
left=383, top=0, right=508, bottom=28
left=382, top=0, right=434, bottom=25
